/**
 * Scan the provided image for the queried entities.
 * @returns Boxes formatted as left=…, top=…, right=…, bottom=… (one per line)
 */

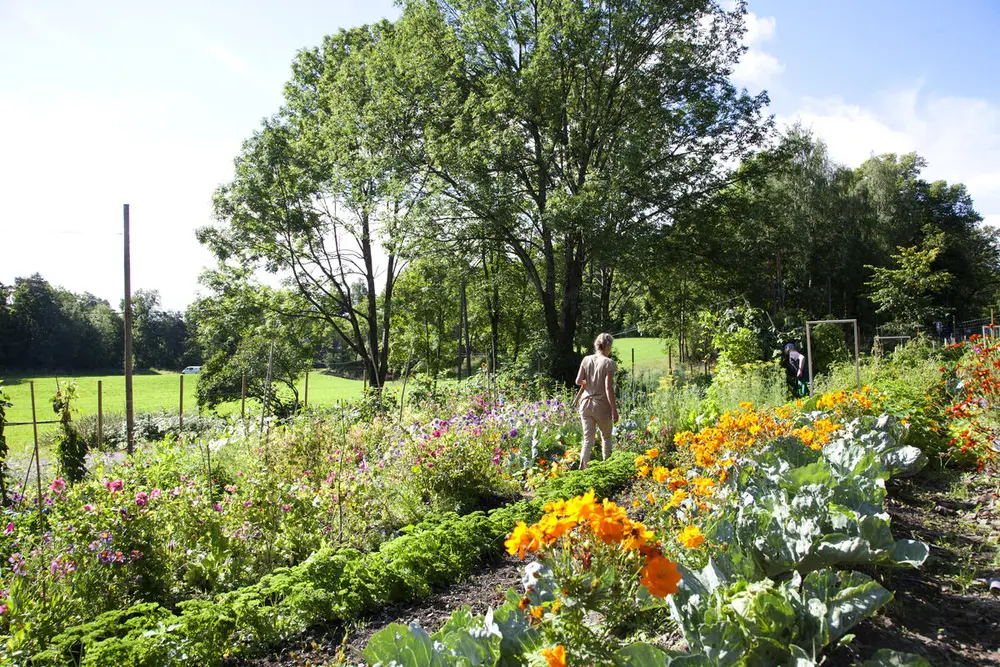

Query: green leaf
left=363, top=623, right=448, bottom=667
left=889, top=539, right=930, bottom=568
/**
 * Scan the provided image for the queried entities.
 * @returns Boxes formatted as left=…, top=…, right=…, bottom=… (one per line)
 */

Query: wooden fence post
left=97, top=380, right=103, bottom=448
left=241, top=373, right=246, bottom=420
left=304, top=371, right=309, bottom=408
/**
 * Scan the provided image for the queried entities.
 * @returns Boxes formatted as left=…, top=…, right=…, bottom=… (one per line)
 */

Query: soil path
left=829, top=468, right=1000, bottom=666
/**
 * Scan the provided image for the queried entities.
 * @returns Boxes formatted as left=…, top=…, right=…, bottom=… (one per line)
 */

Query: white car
left=181, top=366, right=202, bottom=374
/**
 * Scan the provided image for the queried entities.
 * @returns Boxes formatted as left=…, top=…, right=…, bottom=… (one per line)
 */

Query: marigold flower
left=541, top=645, right=566, bottom=667
left=678, top=524, right=705, bottom=549
left=640, top=552, right=681, bottom=598
left=652, top=466, right=670, bottom=483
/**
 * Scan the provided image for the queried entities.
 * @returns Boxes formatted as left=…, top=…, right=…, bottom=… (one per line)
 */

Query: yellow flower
left=664, top=488, right=688, bottom=509
left=645, top=447, right=660, bottom=458
left=678, top=524, right=705, bottom=549
left=652, top=466, right=670, bottom=483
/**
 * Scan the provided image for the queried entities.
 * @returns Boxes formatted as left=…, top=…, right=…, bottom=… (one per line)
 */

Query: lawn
left=615, top=336, right=676, bottom=381
left=1, top=371, right=365, bottom=455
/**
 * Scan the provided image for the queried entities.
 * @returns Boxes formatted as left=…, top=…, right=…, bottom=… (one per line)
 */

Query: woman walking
left=575, top=333, right=619, bottom=469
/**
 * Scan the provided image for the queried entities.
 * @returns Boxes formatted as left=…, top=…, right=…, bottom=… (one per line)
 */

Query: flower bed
left=28, top=450, right=636, bottom=666
left=0, top=394, right=592, bottom=661
left=366, top=390, right=934, bottom=666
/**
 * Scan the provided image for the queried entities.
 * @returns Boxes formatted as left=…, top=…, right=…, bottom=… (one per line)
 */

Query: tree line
left=0, top=274, right=199, bottom=373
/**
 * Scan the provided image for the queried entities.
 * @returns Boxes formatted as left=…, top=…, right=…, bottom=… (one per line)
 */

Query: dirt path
left=829, top=468, right=1000, bottom=666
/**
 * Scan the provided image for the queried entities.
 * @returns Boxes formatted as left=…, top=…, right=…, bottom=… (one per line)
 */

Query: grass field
left=2, top=340, right=674, bottom=454
left=615, top=337, right=676, bottom=381
left=1, top=371, right=365, bottom=454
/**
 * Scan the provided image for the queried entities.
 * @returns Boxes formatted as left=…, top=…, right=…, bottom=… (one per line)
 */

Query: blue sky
left=1, top=0, right=998, bottom=310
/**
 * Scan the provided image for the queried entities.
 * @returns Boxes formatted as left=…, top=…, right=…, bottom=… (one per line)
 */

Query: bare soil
left=828, top=468, right=1000, bottom=666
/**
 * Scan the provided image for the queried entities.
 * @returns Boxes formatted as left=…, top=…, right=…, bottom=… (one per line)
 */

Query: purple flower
left=243, top=500, right=253, bottom=508
left=212, top=503, right=223, bottom=512
left=3, top=522, right=13, bottom=536
left=135, top=492, right=148, bottom=507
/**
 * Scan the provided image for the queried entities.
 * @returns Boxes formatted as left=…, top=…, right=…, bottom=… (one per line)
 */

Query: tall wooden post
left=241, top=373, right=247, bottom=420
left=304, top=371, right=309, bottom=408
left=179, top=375, right=184, bottom=430
left=123, top=204, right=135, bottom=455
left=29, top=381, right=46, bottom=611
left=97, top=380, right=103, bottom=447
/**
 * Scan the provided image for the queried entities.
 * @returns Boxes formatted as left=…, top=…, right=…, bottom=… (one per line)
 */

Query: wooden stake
left=97, top=380, right=103, bottom=448
left=240, top=373, right=246, bottom=420
left=304, top=371, right=309, bottom=408
left=123, top=204, right=135, bottom=455
left=179, top=374, right=184, bottom=431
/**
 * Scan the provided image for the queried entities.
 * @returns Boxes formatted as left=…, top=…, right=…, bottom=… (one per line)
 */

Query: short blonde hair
left=594, top=333, right=614, bottom=355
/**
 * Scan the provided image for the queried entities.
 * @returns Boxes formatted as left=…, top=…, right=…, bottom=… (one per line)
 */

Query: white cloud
left=731, top=12, right=784, bottom=88
left=778, top=85, right=1000, bottom=226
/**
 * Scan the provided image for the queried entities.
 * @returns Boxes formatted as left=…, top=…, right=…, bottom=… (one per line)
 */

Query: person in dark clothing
left=784, top=342, right=808, bottom=397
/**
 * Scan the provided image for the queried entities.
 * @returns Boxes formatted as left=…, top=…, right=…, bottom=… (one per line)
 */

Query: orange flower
left=678, top=524, right=705, bottom=549
left=652, top=466, right=670, bottom=483
left=640, top=552, right=681, bottom=598
left=505, top=522, right=542, bottom=559
left=541, top=645, right=567, bottom=667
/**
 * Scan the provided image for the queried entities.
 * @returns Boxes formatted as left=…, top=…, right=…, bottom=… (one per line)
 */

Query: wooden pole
left=123, top=204, right=135, bottom=455
left=854, top=320, right=861, bottom=392
left=806, top=323, right=814, bottom=397
left=179, top=375, right=184, bottom=431
left=304, top=371, right=309, bottom=408
left=241, top=373, right=246, bottom=420
left=97, top=380, right=103, bottom=448
left=29, top=381, right=46, bottom=612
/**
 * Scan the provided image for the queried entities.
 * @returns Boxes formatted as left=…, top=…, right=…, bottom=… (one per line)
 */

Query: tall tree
left=394, top=0, right=771, bottom=380
left=202, top=22, right=422, bottom=388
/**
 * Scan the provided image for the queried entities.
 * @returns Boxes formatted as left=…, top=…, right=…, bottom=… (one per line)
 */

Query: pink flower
left=212, top=503, right=223, bottom=512
left=104, top=479, right=124, bottom=493
left=134, top=492, right=148, bottom=507
left=243, top=500, right=252, bottom=508
left=4, top=522, right=13, bottom=535
left=0, top=604, right=6, bottom=614
left=83, top=504, right=95, bottom=512
left=282, top=504, right=291, bottom=512
left=48, top=478, right=66, bottom=493
left=150, top=488, right=161, bottom=500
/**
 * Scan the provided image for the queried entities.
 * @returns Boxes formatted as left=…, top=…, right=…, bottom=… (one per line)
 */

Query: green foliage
left=866, top=230, right=953, bottom=333
left=809, top=321, right=851, bottom=376
left=705, top=361, right=788, bottom=416
left=52, top=382, right=87, bottom=483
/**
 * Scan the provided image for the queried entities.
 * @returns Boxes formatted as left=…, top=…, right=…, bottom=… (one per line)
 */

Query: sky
left=1, top=0, right=998, bottom=311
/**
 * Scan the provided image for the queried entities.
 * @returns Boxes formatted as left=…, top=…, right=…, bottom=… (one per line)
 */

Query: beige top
left=576, top=354, right=616, bottom=419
